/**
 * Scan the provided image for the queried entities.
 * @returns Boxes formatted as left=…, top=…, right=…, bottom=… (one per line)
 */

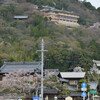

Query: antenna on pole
left=37, top=39, right=48, bottom=100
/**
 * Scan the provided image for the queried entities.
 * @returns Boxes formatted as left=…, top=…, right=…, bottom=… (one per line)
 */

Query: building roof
left=38, top=88, right=59, bottom=94
left=0, top=62, right=41, bottom=74
left=57, top=95, right=67, bottom=99
left=14, top=16, right=28, bottom=19
left=57, top=92, right=82, bottom=98
left=60, top=72, right=86, bottom=79
left=70, top=92, right=82, bottom=97
left=93, top=59, right=100, bottom=66
left=41, top=6, right=79, bottom=16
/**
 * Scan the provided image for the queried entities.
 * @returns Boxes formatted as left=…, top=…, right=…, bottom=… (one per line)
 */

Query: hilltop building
left=14, top=16, right=28, bottom=20
left=41, top=6, right=80, bottom=27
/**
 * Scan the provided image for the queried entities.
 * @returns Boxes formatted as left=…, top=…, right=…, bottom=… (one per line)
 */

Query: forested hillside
left=0, top=0, right=100, bottom=71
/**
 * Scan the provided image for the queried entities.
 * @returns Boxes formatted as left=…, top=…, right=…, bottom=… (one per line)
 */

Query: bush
left=78, top=17, right=86, bottom=25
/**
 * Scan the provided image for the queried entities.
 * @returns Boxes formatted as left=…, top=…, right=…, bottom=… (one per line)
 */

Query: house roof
left=93, top=60, right=100, bottom=66
left=0, top=62, right=41, bottom=74
left=38, top=88, right=59, bottom=94
left=70, top=92, right=82, bottom=97
left=57, top=92, right=82, bottom=98
left=57, top=95, right=67, bottom=98
left=14, top=16, right=28, bottom=19
left=60, top=72, right=86, bottom=78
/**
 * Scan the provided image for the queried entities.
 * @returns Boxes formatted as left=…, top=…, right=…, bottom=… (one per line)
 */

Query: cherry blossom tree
left=73, top=66, right=84, bottom=72
left=0, top=70, right=40, bottom=99
left=88, top=63, right=100, bottom=86
left=0, top=69, right=66, bottom=99
left=89, top=64, right=99, bottom=74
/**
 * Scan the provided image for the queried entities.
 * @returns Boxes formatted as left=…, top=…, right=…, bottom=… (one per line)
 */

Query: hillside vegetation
left=0, top=0, right=100, bottom=71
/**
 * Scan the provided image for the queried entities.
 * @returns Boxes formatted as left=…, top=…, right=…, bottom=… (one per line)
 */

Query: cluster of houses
left=0, top=60, right=99, bottom=100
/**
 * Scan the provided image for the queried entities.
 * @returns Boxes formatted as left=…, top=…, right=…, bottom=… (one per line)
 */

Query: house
left=14, top=16, right=28, bottom=20
left=58, top=72, right=86, bottom=90
left=38, top=87, right=59, bottom=100
left=41, top=6, right=80, bottom=27
left=0, top=62, right=41, bottom=80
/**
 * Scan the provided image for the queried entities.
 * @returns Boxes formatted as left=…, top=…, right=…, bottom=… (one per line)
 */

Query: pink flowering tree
left=88, top=64, right=100, bottom=82
left=0, top=70, right=41, bottom=99
left=0, top=70, right=63, bottom=98
left=89, top=64, right=99, bottom=74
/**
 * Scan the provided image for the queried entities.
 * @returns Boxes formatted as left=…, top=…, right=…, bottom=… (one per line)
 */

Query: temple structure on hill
left=41, top=6, right=80, bottom=27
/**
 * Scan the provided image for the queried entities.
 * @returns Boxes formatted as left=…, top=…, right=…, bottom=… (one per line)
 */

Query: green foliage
left=88, top=40, right=100, bottom=60
left=0, top=0, right=99, bottom=72
left=77, top=39, right=86, bottom=49
left=26, top=0, right=68, bottom=10
left=97, top=7, right=100, bottom=14
left=60, top=83, right=72, bottom=95
left=78, top=17, right=86, bottom=25
left=83, top=2, right=96, bottom=10
left=45, top=47, right=92, bottom=71
left=78, top=79, right=90, bottom=92
left=44, top=75, right=62, bottom=90
left=30, top=14, right=53, bottom=38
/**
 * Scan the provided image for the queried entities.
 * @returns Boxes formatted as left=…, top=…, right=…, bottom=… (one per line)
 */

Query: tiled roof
left=60, top=72, right=86, bottom=78
left=70, top=92, right=82, bottom=97
left=38, top=88, right=59, bottom=94
left=57, top=92, right=82, bottom=98
left=0, top=62, right=41, bottom=74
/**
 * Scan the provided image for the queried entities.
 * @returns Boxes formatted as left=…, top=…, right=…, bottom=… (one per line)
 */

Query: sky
left=81, top=0, right=100, bottom=8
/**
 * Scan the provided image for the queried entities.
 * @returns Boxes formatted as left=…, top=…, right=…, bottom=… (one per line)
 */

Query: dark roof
left=57, top=95, right=67, bottom=98
left=0, top=62, right=41, bottom=74
left=57, top=92, right=82, bottom=98
left=70, top=92, right=82, bottom=97
left=38, top=88, right=59, bottom=94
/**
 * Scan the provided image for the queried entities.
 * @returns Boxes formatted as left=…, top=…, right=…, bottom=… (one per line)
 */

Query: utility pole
left=37, top=39, right=47, bottom=100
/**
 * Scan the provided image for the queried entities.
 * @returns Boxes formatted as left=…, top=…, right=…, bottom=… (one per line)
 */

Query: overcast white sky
left=81, top=0, right=100, bottom=8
